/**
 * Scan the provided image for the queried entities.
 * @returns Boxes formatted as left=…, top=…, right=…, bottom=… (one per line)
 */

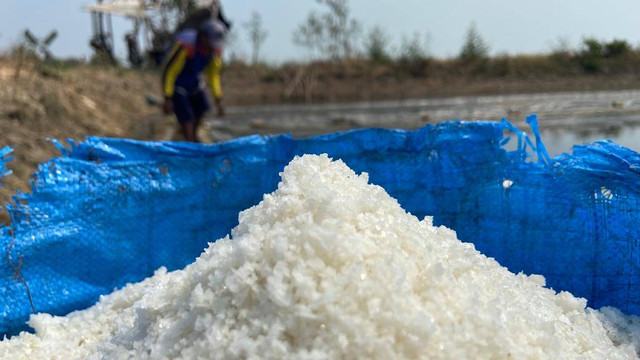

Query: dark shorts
left=173, top=87, right=210, bottom=124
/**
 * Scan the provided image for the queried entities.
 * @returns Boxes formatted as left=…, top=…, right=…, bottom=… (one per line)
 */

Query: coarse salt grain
left=1, top=154, right=638, bottom=359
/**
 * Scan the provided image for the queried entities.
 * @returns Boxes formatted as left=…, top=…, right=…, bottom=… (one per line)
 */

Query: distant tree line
left=289, top=0, right=485, bottom=64
left=13, top=0, right=637, bottom=78
left=267, top=0, right=634, bottom=75
left=575, top=38, right=634, bottom=73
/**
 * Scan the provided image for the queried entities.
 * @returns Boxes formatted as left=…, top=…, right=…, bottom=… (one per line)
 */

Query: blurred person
left=179, top=0, right=232, bottom=32
left=162, top=19, right=227, bottom=142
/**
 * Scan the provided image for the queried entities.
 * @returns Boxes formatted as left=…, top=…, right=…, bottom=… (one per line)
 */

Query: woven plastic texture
left=0, top=147, right=11, bottom=180
left=1, top=117, right=639, bottom=337
left=0, top=147, right=12, bottom=214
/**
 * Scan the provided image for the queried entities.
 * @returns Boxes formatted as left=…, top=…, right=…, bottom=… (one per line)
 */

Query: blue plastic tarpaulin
left=1, top=117, right=639, bottom=337
left=0, top=146, right=12, bottom=214
left=0, top=147, right=11, bottom=183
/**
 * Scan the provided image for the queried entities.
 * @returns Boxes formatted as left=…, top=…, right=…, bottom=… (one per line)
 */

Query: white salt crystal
left=1, top=154, right=638, bottom=359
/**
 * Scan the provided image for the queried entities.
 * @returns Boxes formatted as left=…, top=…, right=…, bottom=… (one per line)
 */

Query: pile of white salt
left=1, top=154, right=639, bottom=359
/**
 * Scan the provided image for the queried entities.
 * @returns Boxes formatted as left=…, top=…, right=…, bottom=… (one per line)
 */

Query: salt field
left=214, top=89, right=640, bottom=155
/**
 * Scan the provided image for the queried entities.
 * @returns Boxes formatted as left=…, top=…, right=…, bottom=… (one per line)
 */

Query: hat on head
left=195, top=0, right=220, bottom=12
left=198, top=19, right=227, bottom=50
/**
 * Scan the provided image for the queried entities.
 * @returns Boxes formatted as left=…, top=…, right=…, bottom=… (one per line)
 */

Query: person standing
left=162, top=20, right=227, bottom=142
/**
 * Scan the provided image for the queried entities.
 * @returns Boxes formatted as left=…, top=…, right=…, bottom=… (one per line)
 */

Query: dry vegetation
left=224, top=54, right=640, bottom=104
left=3, top=48, right=640, bottom=224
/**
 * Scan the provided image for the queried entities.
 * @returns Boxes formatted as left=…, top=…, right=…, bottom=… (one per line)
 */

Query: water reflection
left=541, top=125, right=640, bottom=156
left=218, top=90, right=640, bottom=156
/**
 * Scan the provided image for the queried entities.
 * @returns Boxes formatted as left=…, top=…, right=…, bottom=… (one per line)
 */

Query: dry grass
left=223, top=53, right=640, bottom=104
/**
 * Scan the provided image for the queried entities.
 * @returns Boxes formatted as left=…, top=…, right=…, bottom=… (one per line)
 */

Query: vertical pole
left=91, top=12, right=98, bottom=37
left=98, top=12, right=104, bottom=39
left=107, top=14, right=114, bottom=50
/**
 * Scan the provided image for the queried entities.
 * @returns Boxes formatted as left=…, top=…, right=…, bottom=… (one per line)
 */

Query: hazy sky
left=1, top=0, right=640, bottom=63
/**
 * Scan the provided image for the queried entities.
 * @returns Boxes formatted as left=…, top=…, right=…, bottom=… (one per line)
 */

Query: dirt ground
left=2, top=57, right=640, bottom=224
left=0, top=59, right=165, bottom=224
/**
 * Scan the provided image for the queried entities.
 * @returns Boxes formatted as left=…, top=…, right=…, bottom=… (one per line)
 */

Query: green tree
left=365, top=25, right=391, bottom=63
left=399, top=32, right=429, bottom=63
left=459, top=22, right=489, bottom=62
left=581, top=38, right=604, bottom=57
left=604, top=39, right=631, bottom=57
left=398, top=32, right=430, bottom=76
left=578, top=37, right=604, bottom=73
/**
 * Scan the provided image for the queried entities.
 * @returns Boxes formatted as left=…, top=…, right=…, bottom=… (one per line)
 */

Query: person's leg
left=181, top=121, right=198, bottom=142
left=190, top=90, right=211, bottom=142
left=173, top=88, right=198, bottom=142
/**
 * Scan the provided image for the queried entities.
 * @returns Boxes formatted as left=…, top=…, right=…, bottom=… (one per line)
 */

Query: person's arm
left=161, top=44, right=188, bottom=114
left=205, top=54, right=225, bottom=117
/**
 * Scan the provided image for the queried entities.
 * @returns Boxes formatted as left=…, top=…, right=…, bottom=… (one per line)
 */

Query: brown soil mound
left=0, top=58, right=172, bottom=224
